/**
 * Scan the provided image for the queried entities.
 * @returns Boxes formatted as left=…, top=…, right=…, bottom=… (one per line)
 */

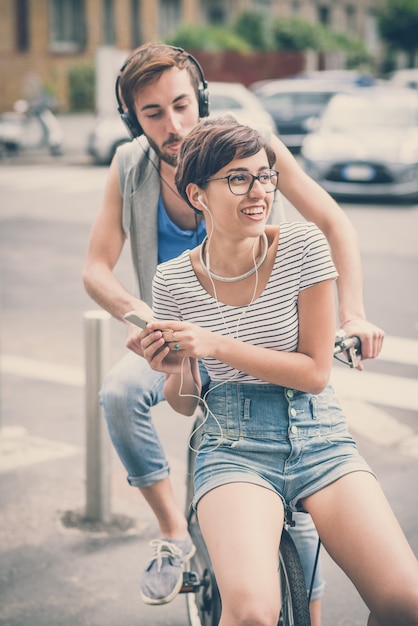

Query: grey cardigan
left=117, top=134, right=284, bottom=307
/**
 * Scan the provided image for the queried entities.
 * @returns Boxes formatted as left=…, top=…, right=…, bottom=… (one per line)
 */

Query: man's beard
left=147, top=133, right=181, bottom=167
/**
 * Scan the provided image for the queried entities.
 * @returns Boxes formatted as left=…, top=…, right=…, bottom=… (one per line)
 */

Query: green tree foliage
left=378, top=0, right=418, bottom=66
left=166, top=24, right=251, bottom=52
left=272, top=17, right=371, bottom=68
left=272, top=18, right=320, bottom=51
left=232, top=11, right=273, bottom=51
left=68, top=63, right=95, bottom=111
left=166, top=14, right=371, bottom=69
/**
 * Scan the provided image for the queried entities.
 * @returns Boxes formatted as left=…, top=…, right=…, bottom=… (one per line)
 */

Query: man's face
left=133, top=67, right=200, bottom=166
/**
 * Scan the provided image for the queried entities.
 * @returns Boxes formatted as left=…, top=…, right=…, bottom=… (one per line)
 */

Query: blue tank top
left=157, top=195, right=206, bottom=263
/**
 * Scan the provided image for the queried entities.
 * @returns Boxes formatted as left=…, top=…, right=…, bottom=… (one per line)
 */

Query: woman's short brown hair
left=175, top=116, right=276, bottom=208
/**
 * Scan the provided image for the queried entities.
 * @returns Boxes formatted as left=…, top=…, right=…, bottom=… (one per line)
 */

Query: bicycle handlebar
left=334, top=333, right=361, bottom=368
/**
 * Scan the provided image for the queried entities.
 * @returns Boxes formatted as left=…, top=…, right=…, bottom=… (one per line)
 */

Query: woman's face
left=193, top=149, right=275, bottom=239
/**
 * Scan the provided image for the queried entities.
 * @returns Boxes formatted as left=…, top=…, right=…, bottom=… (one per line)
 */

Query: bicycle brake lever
left=347, top=345, right=359, bottom=368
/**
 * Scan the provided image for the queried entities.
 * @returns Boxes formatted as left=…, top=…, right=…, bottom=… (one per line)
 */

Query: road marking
left=2, top=334, right=417, bottom=458
left=0, top=166, right=106, bottom=194
left=340, top=399, right=418, bottom=458
left=331, top=368, right=418, bottom=412
left=380, top=335, right=418, bottom=366
left=1, top=354, right=84, bottom=386
left=0, top=426, right=79, bottom=474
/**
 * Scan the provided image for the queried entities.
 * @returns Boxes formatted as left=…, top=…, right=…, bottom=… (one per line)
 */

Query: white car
left=87, top=81, right=275, bottom=165
left=301, top=87, right=418, bottom=202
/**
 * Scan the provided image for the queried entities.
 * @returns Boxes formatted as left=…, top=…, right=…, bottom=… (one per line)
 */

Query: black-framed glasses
left=204, top=169, right=279, bottom=195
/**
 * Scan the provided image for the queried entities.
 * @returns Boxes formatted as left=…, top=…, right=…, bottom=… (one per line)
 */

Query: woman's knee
left=223, top=599, right=279, bottom=626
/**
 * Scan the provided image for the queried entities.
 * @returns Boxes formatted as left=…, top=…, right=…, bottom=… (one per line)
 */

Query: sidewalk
left=0, top=371, right=191, bottom=626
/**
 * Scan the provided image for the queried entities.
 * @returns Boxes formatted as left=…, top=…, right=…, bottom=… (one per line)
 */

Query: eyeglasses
left=204, top=169, right=279, bottom=196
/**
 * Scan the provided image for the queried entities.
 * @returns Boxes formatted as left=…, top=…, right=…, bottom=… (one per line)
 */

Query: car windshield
left=210, top=94, right=242, bottom=110
left=261, top=91, right=335, bottom=111
left=321, top=97, right=418, bottom=130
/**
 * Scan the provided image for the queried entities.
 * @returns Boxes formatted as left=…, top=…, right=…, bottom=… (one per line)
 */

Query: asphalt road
left=0, top=145, right=417, bottom=625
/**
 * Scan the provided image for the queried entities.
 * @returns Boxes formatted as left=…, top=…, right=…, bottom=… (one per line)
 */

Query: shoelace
left=148, top=539, right=183, bottom=572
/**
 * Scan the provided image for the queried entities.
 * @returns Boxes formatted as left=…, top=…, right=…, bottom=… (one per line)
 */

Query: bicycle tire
left=278, top=528, right=311, bottom=626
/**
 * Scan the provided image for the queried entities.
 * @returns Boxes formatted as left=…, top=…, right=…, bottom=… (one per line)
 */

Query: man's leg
left=99, top=351, right=194, bottom=604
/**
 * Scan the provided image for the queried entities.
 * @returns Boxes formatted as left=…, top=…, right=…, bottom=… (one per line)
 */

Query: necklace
left=199, top=233, right=268, bottom=283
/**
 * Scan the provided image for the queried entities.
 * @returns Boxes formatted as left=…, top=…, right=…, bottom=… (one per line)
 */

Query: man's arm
left=271, top=135, right=384, bottom=363
left=82, top=156, right=153, bottom=325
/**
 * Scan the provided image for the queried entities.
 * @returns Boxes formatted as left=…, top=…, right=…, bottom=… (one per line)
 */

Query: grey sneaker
left=140, top=536, right=196, bottom=605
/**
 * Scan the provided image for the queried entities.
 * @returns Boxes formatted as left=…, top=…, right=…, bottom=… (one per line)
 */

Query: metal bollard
left=84, top=310, right=112, bottom=523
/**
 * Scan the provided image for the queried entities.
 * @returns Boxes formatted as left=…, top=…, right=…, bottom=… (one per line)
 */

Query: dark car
left=251, top=78, right=352, bottom=152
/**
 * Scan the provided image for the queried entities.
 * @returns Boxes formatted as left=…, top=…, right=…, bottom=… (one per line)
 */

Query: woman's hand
left=341, top=319, right=385, bottom=371
left=140, top=325, right=186, bottom=374
left=143, top=320, right=216, bottom=365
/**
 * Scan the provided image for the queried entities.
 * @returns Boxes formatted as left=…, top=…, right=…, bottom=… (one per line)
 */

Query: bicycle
left=179, top=332, right=361, bottom=626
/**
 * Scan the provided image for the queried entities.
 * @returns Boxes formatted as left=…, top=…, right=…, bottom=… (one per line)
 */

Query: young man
left=82, top=43, right=384, bottom=620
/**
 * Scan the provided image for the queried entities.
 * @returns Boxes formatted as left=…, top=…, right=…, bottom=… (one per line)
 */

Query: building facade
left=0, top=0, right=384, bottom=112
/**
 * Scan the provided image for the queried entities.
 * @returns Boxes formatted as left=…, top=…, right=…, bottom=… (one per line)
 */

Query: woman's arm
left=163, top=357, right=201, bottom=416
left=145, top=278, right=336, bottom=395
left=271, top=135, right=384, bottom=363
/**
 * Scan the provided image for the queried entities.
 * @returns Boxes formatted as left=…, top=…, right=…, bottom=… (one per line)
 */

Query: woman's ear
left=187, top=183, right=204, bottom=213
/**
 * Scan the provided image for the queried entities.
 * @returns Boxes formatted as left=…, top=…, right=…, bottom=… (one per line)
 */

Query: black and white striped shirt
left=152, top=222, right=338, bottom=383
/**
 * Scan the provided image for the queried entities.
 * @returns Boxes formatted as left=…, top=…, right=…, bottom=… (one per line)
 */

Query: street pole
left=84, top=310, right=111, bottom=523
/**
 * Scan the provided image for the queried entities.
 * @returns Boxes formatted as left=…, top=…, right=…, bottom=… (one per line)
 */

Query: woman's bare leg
left=304, top=472, right=418, bottom=626
left=197, top=482, right=284, bottom=626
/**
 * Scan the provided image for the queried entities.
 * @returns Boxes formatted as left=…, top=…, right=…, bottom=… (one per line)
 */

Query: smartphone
left=124, top=310, right=153, bottom=330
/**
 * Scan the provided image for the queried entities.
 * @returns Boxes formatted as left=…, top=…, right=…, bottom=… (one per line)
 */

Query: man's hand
left=341, top=319, right=385, bottom=371
left=126, top=323, right=146, bottom=356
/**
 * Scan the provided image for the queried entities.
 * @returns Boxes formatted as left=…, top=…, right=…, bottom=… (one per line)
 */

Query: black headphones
left=115, top=45, right=210, bottom=139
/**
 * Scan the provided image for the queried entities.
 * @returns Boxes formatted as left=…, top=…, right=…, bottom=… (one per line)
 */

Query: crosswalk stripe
left=331, top=367, right=418, bottom=412
left=2, top=341, right=417, bottom=410
left=0, top=166, right=107, bottom=194
left=1, top=354, right=84, bottom=386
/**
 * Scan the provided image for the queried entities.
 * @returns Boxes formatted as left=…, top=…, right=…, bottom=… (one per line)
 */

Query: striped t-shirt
left=152, top=221, right=338, bottom=384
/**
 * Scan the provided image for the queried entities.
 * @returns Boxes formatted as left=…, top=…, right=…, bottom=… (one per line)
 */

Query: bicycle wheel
left=184, top=411, right=221, bottom=626
left=278, top=528, right=311, bottom=626
left=185, top=507, right=222, bottom=626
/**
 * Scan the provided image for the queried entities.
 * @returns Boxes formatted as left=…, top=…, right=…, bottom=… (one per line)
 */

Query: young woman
left=140, top=117, right=418, bottom=626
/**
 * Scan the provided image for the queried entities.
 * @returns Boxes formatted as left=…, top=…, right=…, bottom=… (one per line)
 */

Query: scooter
left=0, top=98, right=64, bottom=158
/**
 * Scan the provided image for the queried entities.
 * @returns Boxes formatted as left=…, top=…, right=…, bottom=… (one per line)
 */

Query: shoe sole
left=141, top=543, right=197, bottom=606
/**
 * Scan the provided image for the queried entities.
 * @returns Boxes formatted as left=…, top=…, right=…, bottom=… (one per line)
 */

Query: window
left=253, top=0, right=271, bottom=14
left=158, top=0, right=181, bottom=39
left=103, top=0, right=115, bottom=45
left=345, top=5, right=356, bottom=33
left=203, top=0, right=228, bottom=25
left=49, top=0, right=86, bottom=53
left=291, top=1, right=300, bottom=17
left=16, top=0, right=30, bottom=51
left=318, top=6, right=330, bottom=25
left=131, top=0, right=142, bottom=48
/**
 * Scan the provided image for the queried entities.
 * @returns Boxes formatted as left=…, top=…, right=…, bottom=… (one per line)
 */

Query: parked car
left=251, top=78, right=352, bottom=152
left=87, top=81, right=275, bottom=165
left=293, top=69, right=377, bottom=86
left=388, top=68, right=418, bottom=90
left=301, top=87, right=418, bottom=202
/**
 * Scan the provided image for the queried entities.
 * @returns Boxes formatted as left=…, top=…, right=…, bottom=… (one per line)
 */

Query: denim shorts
left=193, top=382, right=374, bottom=512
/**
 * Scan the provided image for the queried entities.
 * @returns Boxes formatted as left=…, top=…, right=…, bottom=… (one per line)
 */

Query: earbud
left=197, top=195, right=209, bottom=211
